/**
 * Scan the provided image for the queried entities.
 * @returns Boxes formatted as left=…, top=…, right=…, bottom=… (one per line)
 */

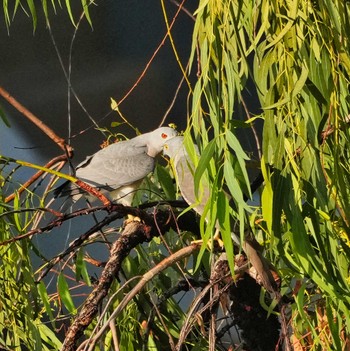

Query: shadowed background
left=0, top=0, right=193, bottom=167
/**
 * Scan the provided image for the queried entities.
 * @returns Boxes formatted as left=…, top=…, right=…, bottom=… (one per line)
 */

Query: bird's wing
left=76, top=143, right=154, bottom=190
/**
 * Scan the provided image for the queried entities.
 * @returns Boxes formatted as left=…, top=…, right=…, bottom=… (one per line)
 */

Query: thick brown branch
left=61, top=220, right=166, bottom=351
left=83, top=243, right=201, bottom=351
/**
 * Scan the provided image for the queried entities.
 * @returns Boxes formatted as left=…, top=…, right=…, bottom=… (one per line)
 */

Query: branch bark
left=61, top=219, right=167, bottom=351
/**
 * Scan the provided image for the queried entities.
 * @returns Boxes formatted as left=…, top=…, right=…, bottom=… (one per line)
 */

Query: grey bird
left=56, top=127, right=178, bottom=207
left=163, top=136, right=278, bottom=294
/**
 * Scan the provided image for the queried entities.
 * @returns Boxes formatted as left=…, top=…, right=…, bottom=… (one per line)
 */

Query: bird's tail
left=242, top=239, right=280, bottom=296
left=231, top=231, right=279, bottom=296
left=52, top=180, right=82, bottom=214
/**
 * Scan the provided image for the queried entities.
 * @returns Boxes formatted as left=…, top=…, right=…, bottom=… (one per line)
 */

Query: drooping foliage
left=189, top=0, right=350, bottom=348
left=1, top=0, right=350, bottom=350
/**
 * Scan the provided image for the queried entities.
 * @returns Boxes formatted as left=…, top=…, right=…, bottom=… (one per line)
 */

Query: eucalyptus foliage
left=189, top=0, right=350, bottom=349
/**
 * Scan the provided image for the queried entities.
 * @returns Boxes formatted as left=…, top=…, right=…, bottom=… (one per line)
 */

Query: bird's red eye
left=161, top=133, right=168, bottom=139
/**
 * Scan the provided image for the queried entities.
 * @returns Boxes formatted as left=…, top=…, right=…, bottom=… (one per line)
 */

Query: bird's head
left=146, top=127, right=178, bottom=157
left=163, top=136, right=185, bottom=159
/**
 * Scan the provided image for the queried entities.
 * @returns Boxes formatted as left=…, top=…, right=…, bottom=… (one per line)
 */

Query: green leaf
left=194, top=139, right=216, bottom=197
left=223, top=160, right=247, bottom=210
left=37, top=323, right=62, bottom=348
left=65, top=0, right=76, bottom=26
left=37, top=282, right=55, bottom=327
left=26, top=0, right=37, bottom=30
left=0, top=105, right=10, bottom=127
left=57, top=273, right=76, bottom=314
left=111, top=121, right=125, bottom=128
left=81, top=0, right=92, bottom=27
left=155, top=164, right=176, bottom=200
left=75, top=248, right=91, bottom=286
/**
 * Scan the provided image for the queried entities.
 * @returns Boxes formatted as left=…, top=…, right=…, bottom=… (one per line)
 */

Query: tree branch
left=61, top=218, right=184, bottom=351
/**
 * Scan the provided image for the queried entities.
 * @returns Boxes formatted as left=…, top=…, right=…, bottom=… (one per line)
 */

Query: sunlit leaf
left=75, top=248, right=91, bottom=286
left=57, top=273, right=76, bottom=314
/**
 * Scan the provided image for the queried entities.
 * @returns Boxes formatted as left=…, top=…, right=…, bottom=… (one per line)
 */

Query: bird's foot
left=124, top=214, right=142, bottom=226
left=191, top=230, right=224, bottom=250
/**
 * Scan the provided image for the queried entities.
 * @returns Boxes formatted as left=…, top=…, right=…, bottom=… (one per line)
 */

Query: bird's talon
left=124, top=214, right=142, bottom=226
left=190, top=236, right=225, bottom=251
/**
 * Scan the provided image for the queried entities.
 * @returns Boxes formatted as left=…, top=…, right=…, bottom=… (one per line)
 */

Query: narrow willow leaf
left=292, top=63, right=309, bottom=98
left=225, top=130, right=251, bottom=197
left=193, top=0, right=210, bottom=16
left=37, top=323, right=62, bottom=348
left=223, top=52, right=235, bottom=118
left=217, top=191, right=235, bottom=273
left=284, top=139, right=301, bottom=179
left=75, top=248, right=91, bottom=286
left=264, top=20, right=294, bottom=51
left=57, top=273, right=76, bottom=314
left=37, top=282, right=55, bottom=325
left=26, top=0, right=37, bottom=30
left=260, top=156, right=273, bottom=233
left=225, top=130, right=249, bottom=161
left=81, top=0, right=92, bottom=27
left=3, top=0, right=11, bottom=29
left=289, top=204, right=350, bottom=302
left=41, top=0, right=48, bottom=20
left=155, top=164, right=176, bottom=200
left=325, top=301, right=342, bottom=350
left=323, top=0, right=342, bottom=34
left=223, top=161, right=247, bottom=210
left=13, top=192, right=22, bottom=231
left=65, top=0, right=76, bottom=26
left=194, top=139, right=216, bottom=197
left=0, top=106, right=10, bottom=127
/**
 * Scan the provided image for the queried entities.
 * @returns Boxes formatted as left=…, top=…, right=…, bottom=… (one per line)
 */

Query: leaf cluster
left=2, top=0, right=92, bottom=30
left=188, top=0, right=350, bottom=349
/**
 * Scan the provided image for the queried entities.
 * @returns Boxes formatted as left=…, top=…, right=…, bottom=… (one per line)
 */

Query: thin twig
left=46, top=12, right=103, bottom=138
left=160, top=0, right=192, bottom=91
left=240, top=96, right=262, bottom=160
left=168, top=0, right=195, bottom=20
left=77, top=275, right=142, bottom=351
left=109, top=321, right=120, bottom=351
left=117, top=0, right=187, bottom=106
left=35, top=205, right=148, bottom=282
left=159, top=73, right=186, bottom=127
left=5, top=154, right=69, bottom=203
left=149, top=296, right=177, bottom=351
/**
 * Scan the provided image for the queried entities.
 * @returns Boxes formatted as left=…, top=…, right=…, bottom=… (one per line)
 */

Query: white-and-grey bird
left=56, top=127, right=178, bottom=208
left=163, top=136, right=278, bottom=294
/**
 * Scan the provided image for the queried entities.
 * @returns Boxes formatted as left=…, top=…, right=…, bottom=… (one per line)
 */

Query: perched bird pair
left=57, top=128, right=277, bottom=293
